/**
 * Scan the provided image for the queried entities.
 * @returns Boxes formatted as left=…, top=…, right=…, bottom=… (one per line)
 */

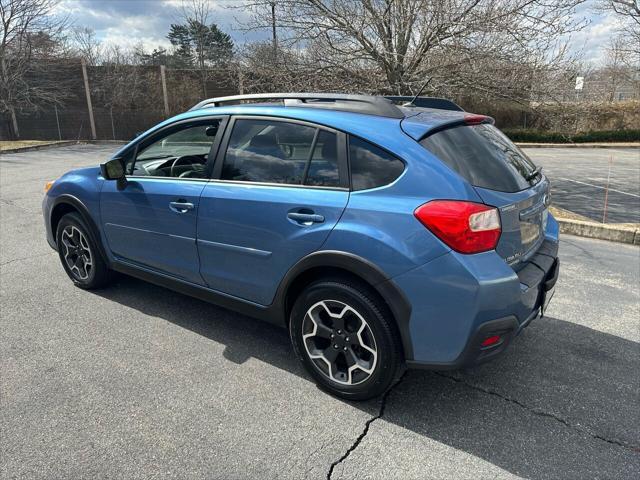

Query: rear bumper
left=394, top=225, right=560, bottom=369
left=406, top=315, right=520, bottom=370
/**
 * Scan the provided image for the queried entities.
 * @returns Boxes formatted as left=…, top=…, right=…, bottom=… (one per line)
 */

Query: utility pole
left=160, top=65, right=170, bottom=117
left=270, top=2, right=277, bottom=57
left=81, top=59, right=97, bottom=140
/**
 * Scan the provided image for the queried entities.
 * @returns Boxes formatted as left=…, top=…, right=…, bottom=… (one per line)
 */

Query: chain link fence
left=1, top=62, right=239, bottom=141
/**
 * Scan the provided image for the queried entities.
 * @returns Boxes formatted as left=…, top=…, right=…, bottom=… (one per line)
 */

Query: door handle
left=287, top=212, right=325, bottom=224
left=169, top=201, right=194, bottom=213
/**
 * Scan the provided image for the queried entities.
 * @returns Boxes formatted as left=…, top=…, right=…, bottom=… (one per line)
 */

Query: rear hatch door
left=474, top=178, right=550, bottom=265
left=418, top=121, right=549, bottom=266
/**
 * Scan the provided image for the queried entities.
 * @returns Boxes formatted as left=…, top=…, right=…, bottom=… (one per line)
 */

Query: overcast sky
left=54, top=0, right=620, bottom=65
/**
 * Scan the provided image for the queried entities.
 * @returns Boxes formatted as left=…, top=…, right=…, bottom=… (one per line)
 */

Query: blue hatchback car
left=43, top=93, right=559, bottom=400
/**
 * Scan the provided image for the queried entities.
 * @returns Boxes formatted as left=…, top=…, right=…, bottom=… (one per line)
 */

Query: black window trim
left=121, top=115, right=230, bottom=182
left=346, top=133, right=406, bottom=191
left=210, top=115, right=349, bottom=190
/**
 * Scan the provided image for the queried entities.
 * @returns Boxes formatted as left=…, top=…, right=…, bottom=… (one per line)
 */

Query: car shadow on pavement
left=93, top=275, right=640, bottom=479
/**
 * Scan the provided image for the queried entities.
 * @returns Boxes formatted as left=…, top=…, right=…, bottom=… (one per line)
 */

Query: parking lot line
left=557, top=178, right=640, bottom=198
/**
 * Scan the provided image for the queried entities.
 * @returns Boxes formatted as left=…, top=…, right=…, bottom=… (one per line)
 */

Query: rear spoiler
left=400, top=111, right=494, bottom=141
left=384, top=96, right=464, bottom=112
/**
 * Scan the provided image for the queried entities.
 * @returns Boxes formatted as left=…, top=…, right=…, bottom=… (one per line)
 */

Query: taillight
left=414, top=200, right=501, bottom=254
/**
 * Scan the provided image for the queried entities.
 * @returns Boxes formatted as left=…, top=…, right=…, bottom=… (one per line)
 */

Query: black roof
left=190, top=93, right=463, bottom=118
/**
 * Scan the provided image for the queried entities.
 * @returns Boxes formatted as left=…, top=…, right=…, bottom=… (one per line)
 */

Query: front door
left=100, top=118, right=225, bottom=284
left=197, top=116, right=350, bottom=305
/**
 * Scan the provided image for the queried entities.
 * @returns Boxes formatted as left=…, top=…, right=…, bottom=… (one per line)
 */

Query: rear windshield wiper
left=525, top=166, right=542, bottom=181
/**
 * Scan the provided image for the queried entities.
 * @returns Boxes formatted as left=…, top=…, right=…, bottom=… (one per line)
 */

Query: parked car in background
left=43, top=94, right=559, bottom=400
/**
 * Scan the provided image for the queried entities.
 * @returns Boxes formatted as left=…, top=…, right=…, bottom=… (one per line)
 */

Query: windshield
left=420, top=124, right=539, bottom=193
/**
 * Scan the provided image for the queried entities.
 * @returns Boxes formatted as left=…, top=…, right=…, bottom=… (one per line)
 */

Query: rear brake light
left=464, top=114, right=494, bottom=125
left=414, top=200, right=501, bottom=254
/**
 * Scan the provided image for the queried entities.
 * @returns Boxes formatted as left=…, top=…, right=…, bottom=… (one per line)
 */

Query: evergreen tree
left=167, top=21, right=233, bottom=68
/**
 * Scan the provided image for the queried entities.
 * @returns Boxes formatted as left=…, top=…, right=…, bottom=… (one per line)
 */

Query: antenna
left=407, top=79, right=431, bottom=106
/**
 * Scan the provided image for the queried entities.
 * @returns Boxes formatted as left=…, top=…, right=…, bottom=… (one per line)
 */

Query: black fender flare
left=272, top=250, right=414, bottom=360
left=50, top=195, right=109, bottom=265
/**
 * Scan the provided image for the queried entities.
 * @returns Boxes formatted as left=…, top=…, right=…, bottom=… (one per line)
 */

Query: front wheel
left=56, top=212, right=112, bottom=289
left=289, top=279, right=402, bottom=400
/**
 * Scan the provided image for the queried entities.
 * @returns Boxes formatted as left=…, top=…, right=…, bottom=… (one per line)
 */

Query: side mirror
left=100, top=158, right=127, bottom=189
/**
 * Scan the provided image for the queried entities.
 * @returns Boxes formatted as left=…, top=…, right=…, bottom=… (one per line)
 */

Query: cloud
left=55, top=0, right=621, bottom=64
left=569, top=11, right=624, bottom=65
left=56, top=0, right=266, bottom=51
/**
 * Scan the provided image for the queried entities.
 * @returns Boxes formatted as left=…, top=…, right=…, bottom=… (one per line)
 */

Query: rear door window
left=221, top=118, right=340, bottom=187
left=349, top=136, right=404, bottom=190
left=305, top=130, right=340, bottom=187
left=419, top=124, right=538, bottom=192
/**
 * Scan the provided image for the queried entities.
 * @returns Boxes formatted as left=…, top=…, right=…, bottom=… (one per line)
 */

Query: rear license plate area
left=520, top=207, right=546, bottom=254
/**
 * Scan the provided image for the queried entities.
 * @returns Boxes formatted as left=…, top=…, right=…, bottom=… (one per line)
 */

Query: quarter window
left=221, top=119, right=340, bottom=187
left=349, top=136, right=404, bottom=190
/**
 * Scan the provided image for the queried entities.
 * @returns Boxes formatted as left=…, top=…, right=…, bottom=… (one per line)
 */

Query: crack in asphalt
left=0, top=252, right=52, bottom=267
left=326, top=370, right=407, bottom=480
left=435, top=372, right=639, bottom=452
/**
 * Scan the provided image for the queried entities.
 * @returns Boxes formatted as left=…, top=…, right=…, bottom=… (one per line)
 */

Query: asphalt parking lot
left=1, top=144, right=639, bottom=479
left=525, top=147, right=640, bottom=224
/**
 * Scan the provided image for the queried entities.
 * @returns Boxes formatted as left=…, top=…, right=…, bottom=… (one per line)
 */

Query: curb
left=0, top=140, right=83, bottom=154
left=517, top=142, right=640, bottom=148
left=0, top=140, right=127, bottom=154
left=556, top=218, right=640, bottom=245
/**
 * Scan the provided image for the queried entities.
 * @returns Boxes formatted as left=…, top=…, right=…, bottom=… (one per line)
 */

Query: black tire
left=56, top=212, right=112, bottom=289
left=289, top=279, right=402, bottom=400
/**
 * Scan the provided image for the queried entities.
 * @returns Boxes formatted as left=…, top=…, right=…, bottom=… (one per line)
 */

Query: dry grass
left=549, top=205, right=594, bottom=222
left=0, top=140, right=66, bottom=151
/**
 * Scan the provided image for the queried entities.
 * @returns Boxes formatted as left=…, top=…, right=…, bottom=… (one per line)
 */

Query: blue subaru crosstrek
left=43, top=93, right=559, bottom=400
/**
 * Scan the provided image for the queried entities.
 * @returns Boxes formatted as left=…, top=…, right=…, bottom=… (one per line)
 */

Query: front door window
left=127, top=122, right=220, bottom=179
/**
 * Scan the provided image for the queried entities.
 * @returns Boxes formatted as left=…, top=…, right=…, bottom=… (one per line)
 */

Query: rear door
left=420, top=123, right=549, bottom=265
left=197, top=116, right=349, bottom=305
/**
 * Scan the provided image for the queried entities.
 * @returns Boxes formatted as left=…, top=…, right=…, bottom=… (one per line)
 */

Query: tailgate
left=418, top=122, right=550, bottom=266
left=474, top=178, right=551, bottom=266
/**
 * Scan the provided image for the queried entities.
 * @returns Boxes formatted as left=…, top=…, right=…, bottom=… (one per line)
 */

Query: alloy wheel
left=302, top=300, right=378, bottom=385
left=61, top=225, right=93, bottom=281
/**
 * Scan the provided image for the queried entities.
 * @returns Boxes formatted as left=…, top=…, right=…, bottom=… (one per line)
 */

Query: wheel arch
left=50, top=195, right=109, bottom=265
left=275, top=250, right=414, bottom=360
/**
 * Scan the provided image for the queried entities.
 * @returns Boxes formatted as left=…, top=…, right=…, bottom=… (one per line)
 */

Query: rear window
left=420, top=124, right=539, bottom=192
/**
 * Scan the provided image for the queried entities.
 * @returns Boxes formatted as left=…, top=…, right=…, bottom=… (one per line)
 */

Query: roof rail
left=189, top=93, right=405, bottom=118
left=385, top=96, right=464, bottom=112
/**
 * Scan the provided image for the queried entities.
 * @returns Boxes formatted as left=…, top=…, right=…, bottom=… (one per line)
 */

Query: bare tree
left=96, top=44, right=160, bottom=112
left=239, top=0, right=586, bottom=103
left=597, top=0, right=640, bottom=68
left=71, top=26, right=102, bottom=65
left=604, top=0, right=640, bottom=18
left=0, top=0, right=68, bottom=138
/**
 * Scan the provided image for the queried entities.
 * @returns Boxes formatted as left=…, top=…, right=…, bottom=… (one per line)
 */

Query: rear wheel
left=56, top=213, right=112, bottom=289
left=290, top=279, right=402, bottom=400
